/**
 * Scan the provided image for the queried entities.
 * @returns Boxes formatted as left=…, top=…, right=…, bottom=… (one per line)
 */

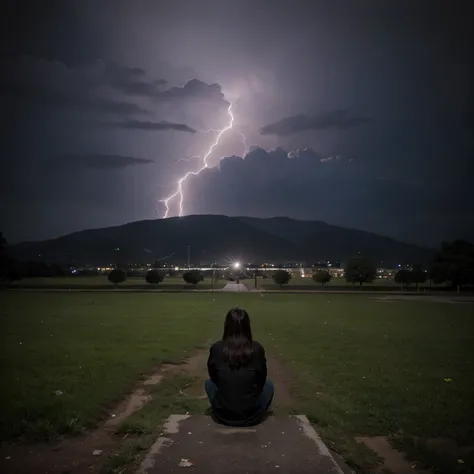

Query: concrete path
left=137, top=414, right=350, bottom=474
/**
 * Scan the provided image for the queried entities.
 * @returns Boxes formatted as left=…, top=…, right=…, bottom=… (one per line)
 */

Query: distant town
left=74, top=260, right=416, bottom=281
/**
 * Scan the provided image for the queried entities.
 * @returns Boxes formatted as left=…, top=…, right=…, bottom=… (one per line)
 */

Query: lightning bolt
left=159, top=103, right=234, bottom=218
left=239, top=131, right=249, bottom=156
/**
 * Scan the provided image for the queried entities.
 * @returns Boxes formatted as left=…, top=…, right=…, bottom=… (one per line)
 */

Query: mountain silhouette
left=7, top=215, right=433, bottom=266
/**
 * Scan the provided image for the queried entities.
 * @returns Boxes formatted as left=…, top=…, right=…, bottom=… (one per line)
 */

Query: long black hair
left=222, top=307, right=253, bottom=369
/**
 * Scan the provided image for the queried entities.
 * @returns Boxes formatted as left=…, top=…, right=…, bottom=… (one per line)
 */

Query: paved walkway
left=137, top=414, right=350, bottom=474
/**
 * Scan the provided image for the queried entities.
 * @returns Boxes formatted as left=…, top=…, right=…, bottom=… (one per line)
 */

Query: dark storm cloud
left=1, top=56, right=151, bottom=117
left=52, top=153, right=155, bottom=170
left=106, top=63, right=146, bottom=78
left=160, top=79, right=228, bottom=104
left=2, top=56, right=228, bottom=121
left=104, top=63, right=226, bottom=108
left=260, top=110, right=372, bottom=136
left=2, top=75, right=151, bottom=115
left=2, top=0, right=473, bottom=246
left=104, top=62, right=166, bottom=97
left=178, top=147, right=473, bottom=245
left=110, top=119, right=196, bottom=133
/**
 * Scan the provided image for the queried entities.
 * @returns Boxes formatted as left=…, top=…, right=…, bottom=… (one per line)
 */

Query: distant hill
left=7, top=215, right=433, bottom=266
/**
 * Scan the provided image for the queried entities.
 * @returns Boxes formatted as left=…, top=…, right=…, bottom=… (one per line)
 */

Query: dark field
left=0, top=292, right=472, bottom=473
left=9, top=274, right=448, bottom=292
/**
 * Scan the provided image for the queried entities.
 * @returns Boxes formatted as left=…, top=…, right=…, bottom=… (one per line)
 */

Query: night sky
left=1, top=0, right=473, bottom=246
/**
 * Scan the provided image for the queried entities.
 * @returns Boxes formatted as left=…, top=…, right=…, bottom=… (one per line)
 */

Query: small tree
left=272, top=270, right=291, bottom=288
left=410, top=264, right=427, bottom=292
left=1, top=261, right=23, bottom=286
left=313, top=269, right=332, bottom=288
left=430, top=240, right=474, bottom=292
left=146, top=269, right=164, bottom=288
left=108, top=269, right=126, bottom=288
left=344, top=257, right=376, bottom=286
left=7, top=266, right=23, bottom=284
left=183, top=270, right=203, bottom=288
left=394, top=269, right=411, bottom=291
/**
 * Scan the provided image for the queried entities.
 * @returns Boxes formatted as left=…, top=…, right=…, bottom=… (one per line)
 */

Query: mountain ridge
left=7, top=215, right=433, bottom=266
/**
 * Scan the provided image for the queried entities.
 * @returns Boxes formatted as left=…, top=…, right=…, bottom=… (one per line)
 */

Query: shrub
left=313, top=269, right=332, bottom=287
left=272, top=270, right=291, bottom=287
left=108, top=269, right=126, bottom=287
left=146, top=269, right=164, bottom=286
left=183, top=270, right=204, bottom=288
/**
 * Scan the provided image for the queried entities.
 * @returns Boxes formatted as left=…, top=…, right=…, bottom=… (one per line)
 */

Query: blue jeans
left=205, top=379, right=274, bottom=422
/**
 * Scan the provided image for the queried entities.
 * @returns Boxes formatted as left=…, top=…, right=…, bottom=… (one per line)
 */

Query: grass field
left=1, top=292, right=473, bottom=473
left=9, top=274, right=443, bottom=291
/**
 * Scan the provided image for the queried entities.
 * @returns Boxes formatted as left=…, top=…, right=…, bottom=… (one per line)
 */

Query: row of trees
left=2, top=228, right=473, bottom=291
left=341, top=240, right=474, bottom=291
left=108, top=267, right=295, bottom=288
left=108, top=268, right=284, bottom=288
left=394, top=265, right=426, bottom=291
left=108, top=268, right=206, bottom=288
left=264, top=240, right=474, bottom=291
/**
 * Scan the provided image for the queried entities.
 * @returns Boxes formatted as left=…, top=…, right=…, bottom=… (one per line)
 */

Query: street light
left=234, top=262, right=240, bottom=269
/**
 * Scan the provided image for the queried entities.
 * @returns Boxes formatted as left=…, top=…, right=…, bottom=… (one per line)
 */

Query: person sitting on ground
left=205, top=306, right=274, bottom=426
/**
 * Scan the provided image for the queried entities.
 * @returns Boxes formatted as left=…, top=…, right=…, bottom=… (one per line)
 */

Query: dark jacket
left=207, top=340, right=267, bottom=425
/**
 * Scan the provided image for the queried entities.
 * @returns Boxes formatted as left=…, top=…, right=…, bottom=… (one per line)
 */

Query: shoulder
left=209, top=340, right=224, bottom=354
left=252, top=341, right=266, bottom=355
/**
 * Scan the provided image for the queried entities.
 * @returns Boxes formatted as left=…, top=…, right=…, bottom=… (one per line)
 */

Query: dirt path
left=0, top=346, right=295, bottom=474
left=356, top=436, right=433, bottom=474
left=0, top=351, right=208, bottom=474
left=266, top=354, right=294, bottom=411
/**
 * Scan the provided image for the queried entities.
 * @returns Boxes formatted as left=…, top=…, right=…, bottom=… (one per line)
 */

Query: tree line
left=311, top=240, right=474, bottom=291
left=1, top=231, right=473, bottom=291
left=107, top=268, right=206, bottom=288
left=252, top=240, right=474, bottom=291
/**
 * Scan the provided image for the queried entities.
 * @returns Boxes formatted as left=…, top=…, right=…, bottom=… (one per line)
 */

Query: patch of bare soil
left=266, top=354, right=294, bottom=411
left=161, top=349, right=209, bottom=400
left=0, top=350, right=207, bottom=474
left=356, top=436, right=432, bottom=474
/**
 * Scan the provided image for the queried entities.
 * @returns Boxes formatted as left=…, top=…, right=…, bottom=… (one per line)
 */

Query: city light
left=234, top=262, right=240, bottom=269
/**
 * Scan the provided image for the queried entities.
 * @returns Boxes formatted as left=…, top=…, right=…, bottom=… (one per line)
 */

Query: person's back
left=205, top=307, right=274, bottom=426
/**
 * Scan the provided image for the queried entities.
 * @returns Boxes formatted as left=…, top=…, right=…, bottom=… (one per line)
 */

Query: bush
left=146, top=269, right=164, bottom=286
left=411, top=264, right=427, bottom=292
left=313, top=269, right=332, bottom=287
left=344, top=257, right=376, bottom=286
left=183, top=270, right=204, bottom=288
left=272, top=270, right=291, bottom=287
left=394, top=269, right=411, bottom=289
left=108, top=269, right=126, bottom=287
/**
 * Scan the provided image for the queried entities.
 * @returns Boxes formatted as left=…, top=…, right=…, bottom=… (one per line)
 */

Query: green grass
left=0, top=292, right=221, bottom=441
left=9, top=275, right=226, bottom=289
left=10, top=274, right=442, bottom=291
left=0, top=292, right=472, bottom=473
